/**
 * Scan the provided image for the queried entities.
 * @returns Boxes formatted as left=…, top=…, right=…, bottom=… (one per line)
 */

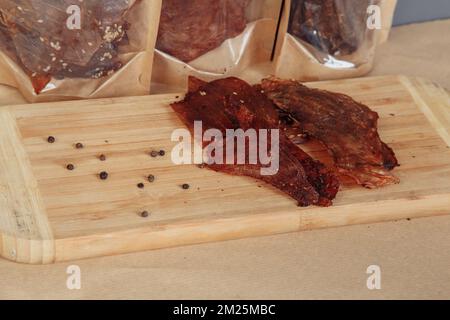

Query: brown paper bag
left=151, top=0, right=283, bottom=93
left=0, top=0, right=162, bottom=102
left=273, top=0, right=397, bottom=81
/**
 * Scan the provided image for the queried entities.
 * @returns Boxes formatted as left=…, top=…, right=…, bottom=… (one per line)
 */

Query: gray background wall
left=394, top=0, right=450, bottom=25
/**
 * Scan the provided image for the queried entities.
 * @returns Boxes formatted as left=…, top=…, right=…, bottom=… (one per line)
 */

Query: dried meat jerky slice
left=261, top=77, right=400, bottom=189
left=172, top=77, right=340, bottom=206
left=157, top=0, right=250, bottom=63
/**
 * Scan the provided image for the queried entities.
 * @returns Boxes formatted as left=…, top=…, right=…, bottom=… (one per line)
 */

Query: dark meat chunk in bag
left=171, top=77, right=340, bottom=207
left=156, top=0, right=250, bottom=63
left=288, top=0, right=372, bottom=56
left=261, top=77, right=400, bottom=189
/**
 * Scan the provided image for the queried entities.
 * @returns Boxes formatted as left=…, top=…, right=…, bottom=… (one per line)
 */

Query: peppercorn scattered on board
left=0, top=75, right=449, bottom=264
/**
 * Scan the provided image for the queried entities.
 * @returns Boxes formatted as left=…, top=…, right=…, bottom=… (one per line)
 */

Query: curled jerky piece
left=261, top=77, right=400, bottom=188
left=171, top=77, right=340, bottom=206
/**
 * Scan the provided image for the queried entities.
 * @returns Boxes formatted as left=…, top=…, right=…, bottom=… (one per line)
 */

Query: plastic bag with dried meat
left=273, top=0, right=397, bottom=81
left=152, top=0, right=283, bottom=93
left=0, top=0, right=161, bottom=102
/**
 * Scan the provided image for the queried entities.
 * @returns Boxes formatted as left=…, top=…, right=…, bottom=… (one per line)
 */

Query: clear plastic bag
left=0, top=0, right=161, bottom=102
left=274, top=0, right=397, bottom=81
left=152, top=0, right=283, bottom=93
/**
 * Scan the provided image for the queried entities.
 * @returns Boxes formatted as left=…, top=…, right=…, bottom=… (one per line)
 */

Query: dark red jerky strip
left=171, top=77, right=339, bottom=207
left=261, top=77, right=399, bottom=189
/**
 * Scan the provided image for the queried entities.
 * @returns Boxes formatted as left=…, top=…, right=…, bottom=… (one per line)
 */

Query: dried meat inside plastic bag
left=156, top=0, right=250, bottom=63
left=0, top=0, right=138, bottom=93
left=288, top=0, right=373, bottom=56
left=273, top=0, right=397, bottom=81
left=152, top=0, right=283, bottom=93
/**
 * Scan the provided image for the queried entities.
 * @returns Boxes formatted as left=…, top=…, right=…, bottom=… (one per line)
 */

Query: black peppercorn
left=99, top=171, right=109, bottom=180
left=99, top=154, right=106, bottom=161
left=47, top=136, right=56, bottom=143
left=66, top=164, right=75, bottom=171
left=137, top=183, right=145, bottom=189
left=140, top=211, right=149, bottom=218
left=75, top=143, right=84, bottom=149
left=159, top=150, right=166, bottom=156
left=150, top=150, right=159, bottom=158
left=148, top=175, right=155, bottom=183
left=182, top=183, right=190, bottom=190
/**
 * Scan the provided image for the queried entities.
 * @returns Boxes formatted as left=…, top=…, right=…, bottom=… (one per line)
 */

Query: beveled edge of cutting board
left=399, top=76, right=450, bottom=147
left=52, top=194, right=450, bottom=263
left=0, top=107, right=55, bottom=264
left=0, top=75, right=449, bottom=264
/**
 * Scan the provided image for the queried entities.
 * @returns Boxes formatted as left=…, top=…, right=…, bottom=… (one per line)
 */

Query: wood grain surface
left=0, top=75, right=449, bottom=264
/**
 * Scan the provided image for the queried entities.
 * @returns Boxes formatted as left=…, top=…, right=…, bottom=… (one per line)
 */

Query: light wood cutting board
left=1, top=75, right=449, bottom=264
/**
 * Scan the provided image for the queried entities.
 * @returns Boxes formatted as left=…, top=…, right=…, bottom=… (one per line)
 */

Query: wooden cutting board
left=1, top=75, right=449, bottom=264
